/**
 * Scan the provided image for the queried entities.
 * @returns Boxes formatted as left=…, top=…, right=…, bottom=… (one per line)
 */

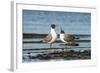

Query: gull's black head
left=60, top=26, right=65, bottom=33
left=61, top=29, right=65, bottom=33
left=51, top=24, right=56, bottom=29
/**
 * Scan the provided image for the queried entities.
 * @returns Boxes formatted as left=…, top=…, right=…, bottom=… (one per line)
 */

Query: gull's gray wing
left=43, top=33, right=52, bottom=42
left=64, top=34, right=75, bottom=42
left=64, top=34, right=79, bottom=46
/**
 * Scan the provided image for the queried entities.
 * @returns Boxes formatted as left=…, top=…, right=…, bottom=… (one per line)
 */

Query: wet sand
left=23, top=49, right=91, bottom=61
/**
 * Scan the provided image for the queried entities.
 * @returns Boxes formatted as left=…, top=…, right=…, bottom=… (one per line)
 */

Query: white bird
left=60, top=28, right=79, bottom=47
left=42, top=24, right=57, bottom=48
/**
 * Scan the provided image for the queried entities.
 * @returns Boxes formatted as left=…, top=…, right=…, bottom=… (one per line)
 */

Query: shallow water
left=22, top=35, right=91, bottom=62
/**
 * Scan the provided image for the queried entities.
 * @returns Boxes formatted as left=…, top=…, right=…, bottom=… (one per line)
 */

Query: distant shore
left=23, top=33, right=90, bottom=38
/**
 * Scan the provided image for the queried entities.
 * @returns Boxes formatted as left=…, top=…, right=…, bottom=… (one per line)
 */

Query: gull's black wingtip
left=75, top=37, right=80, bottom=39
left=75, top=43, right=79, bottom=46
left=40, top=40, right=43, bottom=43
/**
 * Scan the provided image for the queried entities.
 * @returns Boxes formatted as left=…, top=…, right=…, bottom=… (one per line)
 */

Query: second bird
left=60, top=28, right=79, bottom=47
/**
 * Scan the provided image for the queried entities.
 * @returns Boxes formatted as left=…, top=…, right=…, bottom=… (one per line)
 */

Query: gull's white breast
left=48, top=29, right=57, bottom=43
left=60, top=33, right=68, bottom=44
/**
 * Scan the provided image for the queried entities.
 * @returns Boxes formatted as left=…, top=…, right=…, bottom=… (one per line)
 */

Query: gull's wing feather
left=43, top=33, right=52, bottom=42
left=64, top=34, right=75, bottom=42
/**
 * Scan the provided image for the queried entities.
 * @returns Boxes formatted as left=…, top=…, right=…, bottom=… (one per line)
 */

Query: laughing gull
left=42, top=24, right=57, bottom=48
left=60, top=28, right=79, bottom=47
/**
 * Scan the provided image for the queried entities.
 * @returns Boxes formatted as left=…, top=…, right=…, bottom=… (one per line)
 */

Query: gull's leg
left=64, top=44, right=67, bottom=50
left=49, top=43, right=52, bottom=53
left=50, top=43, right=52, bottom=48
